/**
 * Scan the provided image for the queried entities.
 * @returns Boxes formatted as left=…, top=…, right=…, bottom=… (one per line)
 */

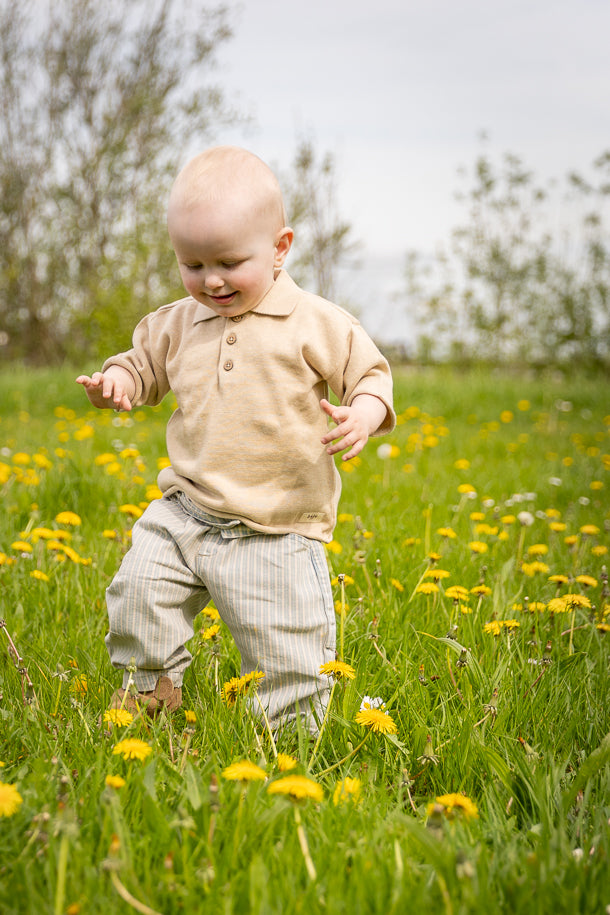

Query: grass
left=0, top=363, right=609, bottom=914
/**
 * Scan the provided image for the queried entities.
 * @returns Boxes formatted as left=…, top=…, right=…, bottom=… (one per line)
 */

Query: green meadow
left=1, top=365, right=609, bottom=914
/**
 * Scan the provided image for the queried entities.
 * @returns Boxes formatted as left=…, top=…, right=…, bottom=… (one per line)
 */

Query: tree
left=281, top=137, right=359, bottom=303
left=0, top=0, right=235, bottom=364
left=404, top=144, right=610, bottom=367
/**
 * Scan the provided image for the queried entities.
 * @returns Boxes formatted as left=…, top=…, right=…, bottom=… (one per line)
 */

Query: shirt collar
left=191, top=270, right=299, bottom=324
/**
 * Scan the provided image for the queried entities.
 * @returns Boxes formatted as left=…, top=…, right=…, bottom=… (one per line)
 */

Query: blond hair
left=168, top=146, right=286, bottom=229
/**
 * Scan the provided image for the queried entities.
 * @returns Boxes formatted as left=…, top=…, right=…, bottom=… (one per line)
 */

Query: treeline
left=1, top=1, right=608, bottom=369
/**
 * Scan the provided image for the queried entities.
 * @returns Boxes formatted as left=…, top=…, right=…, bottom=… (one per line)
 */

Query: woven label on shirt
left=297, top=511, right=325, bottom=523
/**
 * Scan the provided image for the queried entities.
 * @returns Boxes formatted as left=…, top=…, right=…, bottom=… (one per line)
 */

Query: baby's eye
left=221, top=261, right=242, bottom=269
left=185, top=263, right=202, bottom=271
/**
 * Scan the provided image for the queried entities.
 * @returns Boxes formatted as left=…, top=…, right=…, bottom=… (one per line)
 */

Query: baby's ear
left=274, top=227, right=294, bottom=266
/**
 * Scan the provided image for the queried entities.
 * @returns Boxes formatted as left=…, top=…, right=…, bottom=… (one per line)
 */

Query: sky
left=211, top=0, right=610, bottom=343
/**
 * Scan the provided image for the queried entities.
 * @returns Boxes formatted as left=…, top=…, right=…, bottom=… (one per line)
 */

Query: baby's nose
left=204, top=272, right=224, bottom=290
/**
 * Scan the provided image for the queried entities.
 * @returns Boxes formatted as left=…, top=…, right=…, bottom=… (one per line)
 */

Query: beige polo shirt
left=104, top=270, right=395, bottom=541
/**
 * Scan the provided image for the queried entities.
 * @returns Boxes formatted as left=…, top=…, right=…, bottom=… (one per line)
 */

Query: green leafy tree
left=0, top=0, right=235, bottom=364
left=282, top=137, right=359, bottom=303
left=405, top=145, right=610, bottom=367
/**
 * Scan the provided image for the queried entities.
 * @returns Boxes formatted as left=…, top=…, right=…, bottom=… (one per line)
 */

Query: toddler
left=77, top=145, right=395, bottom=730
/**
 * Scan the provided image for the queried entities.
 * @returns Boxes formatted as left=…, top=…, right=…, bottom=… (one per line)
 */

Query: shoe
left=108, top=675, right=182, bottom=717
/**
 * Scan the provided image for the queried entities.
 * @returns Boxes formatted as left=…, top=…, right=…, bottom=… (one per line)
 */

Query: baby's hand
left=76, top=371, right=133, bottom=411
left=320, top=397, right=374, bottom=461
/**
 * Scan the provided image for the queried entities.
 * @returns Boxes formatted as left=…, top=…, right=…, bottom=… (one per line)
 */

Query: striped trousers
left=105, top=493, right=336, bottom=729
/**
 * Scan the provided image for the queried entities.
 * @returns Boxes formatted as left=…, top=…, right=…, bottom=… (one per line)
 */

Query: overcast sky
left=211, top=0, right=610, bottom=340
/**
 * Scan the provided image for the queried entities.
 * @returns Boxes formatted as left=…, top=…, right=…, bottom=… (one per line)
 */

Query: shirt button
left=231, top=315, right=242, bottom=322
left=223, top=360, right=234, bottom=371
left=226, top=333, right=237, bottom=344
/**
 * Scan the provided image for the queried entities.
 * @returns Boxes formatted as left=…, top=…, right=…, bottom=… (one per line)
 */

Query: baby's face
left=170, top=195, right=292, bottom=318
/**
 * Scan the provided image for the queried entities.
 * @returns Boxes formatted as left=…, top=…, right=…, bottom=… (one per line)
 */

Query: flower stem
left=309, top=680, right=336, bottom=768
left=293, top=806, right=317, bottom=881
left=339, top=577, right=346, bottom=660
left=316, top=732, right=370, bottom=777
left=54, top=832, right=69, bottom=915
left=255, top=693, right=278, bottom=758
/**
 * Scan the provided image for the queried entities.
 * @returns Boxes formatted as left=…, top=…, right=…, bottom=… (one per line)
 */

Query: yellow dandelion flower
left=564, top=535, right=579, bottom=546
left=103, top=708, right=134, bottom=728
left=445, top=585, right=470, bottom=601
left=222, top=677, right=242, bottom=705
left=470, top=512, right=486, bottom=522
left=427, top=551, right=442, bottom=562
left=590, top=480, right=604, bottom=491
left=70, top=674, right=88, bottom=696
left=201, top=624, right=221, bottom=640
left=527, top=543, right=548, bottom=556
left=429, top=793, right=479, bottom=820
left=319, top=660, right=356, bottom=681
left=415, top=581, right=439, bottom=595
left=390, top=578, right=404, bottom=591
left=105, top=774, right=126, bottom=789
left=563, top=593, right=592, bottom=610
left=325, top=540, right=343, bottom=554
left=517, top=399, right=530, bottom=411
left=500, top=514, right=516, bottom=525
left=333, top=777, right=362, bottom=806
left=222, top=760, right=267, bottom=782
left=579, top=524, right=600, bottom=536
left=596, top=623, right=610, bottom=633
left=548, top=574, right=569, bottom=585
left=55, top=511, right=82, bottom=526
left=74, top=424, right=94, bottom=441
left=337, top=513, right=353, bottom=523
left=549, top=521, right=567, bottom=532
left=468, top=541, right=488, bottom=554
left=331, top=575, right=355, bottom=586
left=470, top=585, right=492, bottom=596
left=184, top=710, right=197, bottom=724
left=277, top=754, right=298, bottom=772
left=11, top=541, right=32, bottom=553
left=424, top=568, right=450, bottom=581
left=103, top=529, right=118, bottom=539
left=0, top=782, right=23, bottom=817
left=267, top=775, right=323, bottom=802
left=521, top=561, right=550, bottom=577
left=483, top=621, right=502, bottom=636
left=437, top=527, right=457, bottom=539
left=458, top=483, right=476, bottom=494
left=575, top=575, right=598, bottom=588
left=475, top=523, right=498, bottom=536
left=454, top=459, right=470, bottom=470
left=241, top=670, right=265, bottom=688
left=119, top=504, right=143, bottom=518
left=354, top=708, right=398, bottom=734
left=30, top=570, right=50, bottom=582
left=94, top=453, right=117, bottom=466
left=547, top=597, right=571, bottom=614
left=202, top=605, right=220, bottom=620
left=112, top=739, right=152, bottom=762
left=49, top=529, right=72, bottom=541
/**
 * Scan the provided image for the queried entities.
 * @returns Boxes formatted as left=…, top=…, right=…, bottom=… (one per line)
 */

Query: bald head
left=168, top=146, right=287, bottom=235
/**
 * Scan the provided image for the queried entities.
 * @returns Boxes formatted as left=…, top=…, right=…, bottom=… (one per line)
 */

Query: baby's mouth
left=209, top=292, right=237, bottom=305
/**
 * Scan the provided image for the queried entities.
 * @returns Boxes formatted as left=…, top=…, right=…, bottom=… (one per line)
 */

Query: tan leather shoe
left=108, top=675, right=182, bottom=717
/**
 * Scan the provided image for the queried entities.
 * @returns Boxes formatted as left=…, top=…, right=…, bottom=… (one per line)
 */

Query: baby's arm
left=76, top=367, right=136, bottom=412
left=320, top=394, right=388, bottom=461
